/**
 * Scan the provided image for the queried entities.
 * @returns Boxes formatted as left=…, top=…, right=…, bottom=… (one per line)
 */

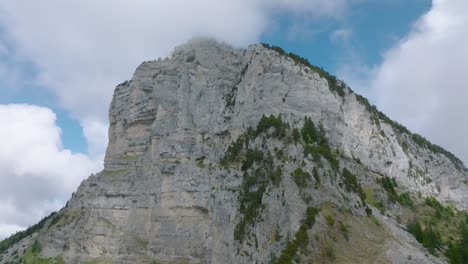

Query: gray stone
left=2, top=38, right=466, bottom=264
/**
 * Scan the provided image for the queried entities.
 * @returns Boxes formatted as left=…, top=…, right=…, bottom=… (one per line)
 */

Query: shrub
left=342, top=168, right=366, bottom=201
left=305, top=207, right=319, bottom=228
left=291, top=168, right=311, bottom=187
left=256, top=114, right=286, bottom=138
left=398, top=192, right=414, bottom=207
left=304, top=144, right=339, bottom=171
left=241, top=149, right=264, bottom=171
left=339, top=221, right=350, bottom=241
left=301, top=117, right=318, bottom=144
left=445, top=225, right=468, bottom=263
left=292, top=128, right=301, bottom=142
left=272, top=207, right=318, bottom=264
left=365, top=206, right=372, bottom=216
left=379, top=177, right=400, bottom=203
left=30, top=240, right=41, bottom=254
left=407, top=220, right=443, bottom=254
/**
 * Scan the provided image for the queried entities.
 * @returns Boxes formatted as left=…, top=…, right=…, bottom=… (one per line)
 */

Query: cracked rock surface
left=1, top=39, right=467, bottom=264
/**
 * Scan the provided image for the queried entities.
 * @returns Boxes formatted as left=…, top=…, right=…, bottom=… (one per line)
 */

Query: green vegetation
left=303, top=144, right=339, bottom=171
left=272, top=207, right=318, bottom=264
left=445, top=224, right=468, bottom=264
left=379, top=177, right=398, bottom=202
left=341, top=168, right=366, bottom=201
left=338, top=221, right=350, bottom=241
left=292, top=128, right=301, bottom=141
left=5, top=240, right=65, bottom=264
left=223, top=114, right=342, bottom=242
left=398, top=192, right=414, bottom=207
left=300, top=117, right=339, bottom=171
left=323, top=242, right=336, bottom=259
left=325, top=215, right=335, bottom=226
left=410, top=133, right=463, bottom=170
left=223, top=115, right=295, bottom=241
left=256, top=114, right=287, bottom=138
left=262, top=42, right=464, bottom=170
left=0, top=212, right=57, bottom=255
left=365, top=207, right=373, bottom=216
left=102, top=169, right=128, bottom=177
left=241, top=149, right=264, bottom=171
left=300, top=117, right=319, bottom=144
left=402, top=195, right=468, bottom=260
left=234, top=160, right=283, bottom=241
left=222, top=115, right=287, bottom=166
left=424, top=196, right=454, bottom=218
left=291, top=168, right=311, bottom=187
left=261, top=43, right=346, bottom=97
left=196, top=159, right=205, bottom=168
left=378, top=177, right=413, bottom=206
left=354, top=92, right=463, bottom=170
left=407, top=220, right=443, bottom=254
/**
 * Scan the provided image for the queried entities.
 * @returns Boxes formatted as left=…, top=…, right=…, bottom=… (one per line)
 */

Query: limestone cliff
left=1, top=39, right=467, bottom=264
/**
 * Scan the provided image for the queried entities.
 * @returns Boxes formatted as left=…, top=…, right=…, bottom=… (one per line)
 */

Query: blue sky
left=0, top=0, right=431, bottom=154
left=0, top=1, right=431, bottom=155
left=0, top=1, right=431, bottom=154
left=1, top=0, right=468, bottom=239
left=263, top=1, right=431, bottom=72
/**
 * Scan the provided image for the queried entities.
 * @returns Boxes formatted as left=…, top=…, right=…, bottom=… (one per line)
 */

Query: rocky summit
left=1, top=38, right=468, bottom=264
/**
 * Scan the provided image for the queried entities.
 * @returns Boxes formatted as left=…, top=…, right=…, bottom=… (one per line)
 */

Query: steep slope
left=1, top=39, right=467, bottom=264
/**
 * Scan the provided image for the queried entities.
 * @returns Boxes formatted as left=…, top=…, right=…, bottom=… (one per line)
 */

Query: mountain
left=1, top=38, right=468, bottom=264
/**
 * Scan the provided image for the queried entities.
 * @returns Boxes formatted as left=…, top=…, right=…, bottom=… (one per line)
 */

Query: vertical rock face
left=2, top=39, right=467, bottom=264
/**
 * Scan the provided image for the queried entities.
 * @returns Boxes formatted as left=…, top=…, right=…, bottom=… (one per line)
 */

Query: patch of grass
left=364, top=187, right=385, bottom=212
left=325, top=215, right=335, bottom=227
left=323, top=241, right=336, bottom=260
left=51, top=209, right=81, bottom=228
left=118, top=154, right=140, bottom=160
left=339, top=221, right=350, bottom=241
left=398, top=192, right=414, bottom=207
left=102, top=169, right=128, bottom=177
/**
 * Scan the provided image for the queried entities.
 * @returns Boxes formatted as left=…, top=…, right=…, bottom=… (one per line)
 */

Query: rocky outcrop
left=1, top=38, right=467, bottom=264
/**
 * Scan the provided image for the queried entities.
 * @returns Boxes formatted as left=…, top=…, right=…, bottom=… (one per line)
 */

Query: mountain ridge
left=1, top=38, right=467, bottom=264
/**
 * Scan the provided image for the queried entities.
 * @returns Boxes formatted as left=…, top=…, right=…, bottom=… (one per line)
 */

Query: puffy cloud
left=0, top=104, right=101, bottom=239
left=370, top=0, right=468, bottom=165
left=0, top=0, right=350, bottom=161
left=0, top=0, right=353, bottom=240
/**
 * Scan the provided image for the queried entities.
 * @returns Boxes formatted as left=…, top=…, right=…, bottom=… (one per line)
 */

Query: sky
left=0, top=0, right=466, bottom=239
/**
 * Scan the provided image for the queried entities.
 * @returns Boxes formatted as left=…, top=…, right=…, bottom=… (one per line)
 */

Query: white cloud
left=0, top=223, right=23, bottom=242
left=369, top=0, right=468, bottom=165
left=0, top=0, right=349, bottom=159
left=331, top=27, right=352, bottom=43
left=0, top=104, right=101, bottom=239
left=0, top=0, right=353, bottom=240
